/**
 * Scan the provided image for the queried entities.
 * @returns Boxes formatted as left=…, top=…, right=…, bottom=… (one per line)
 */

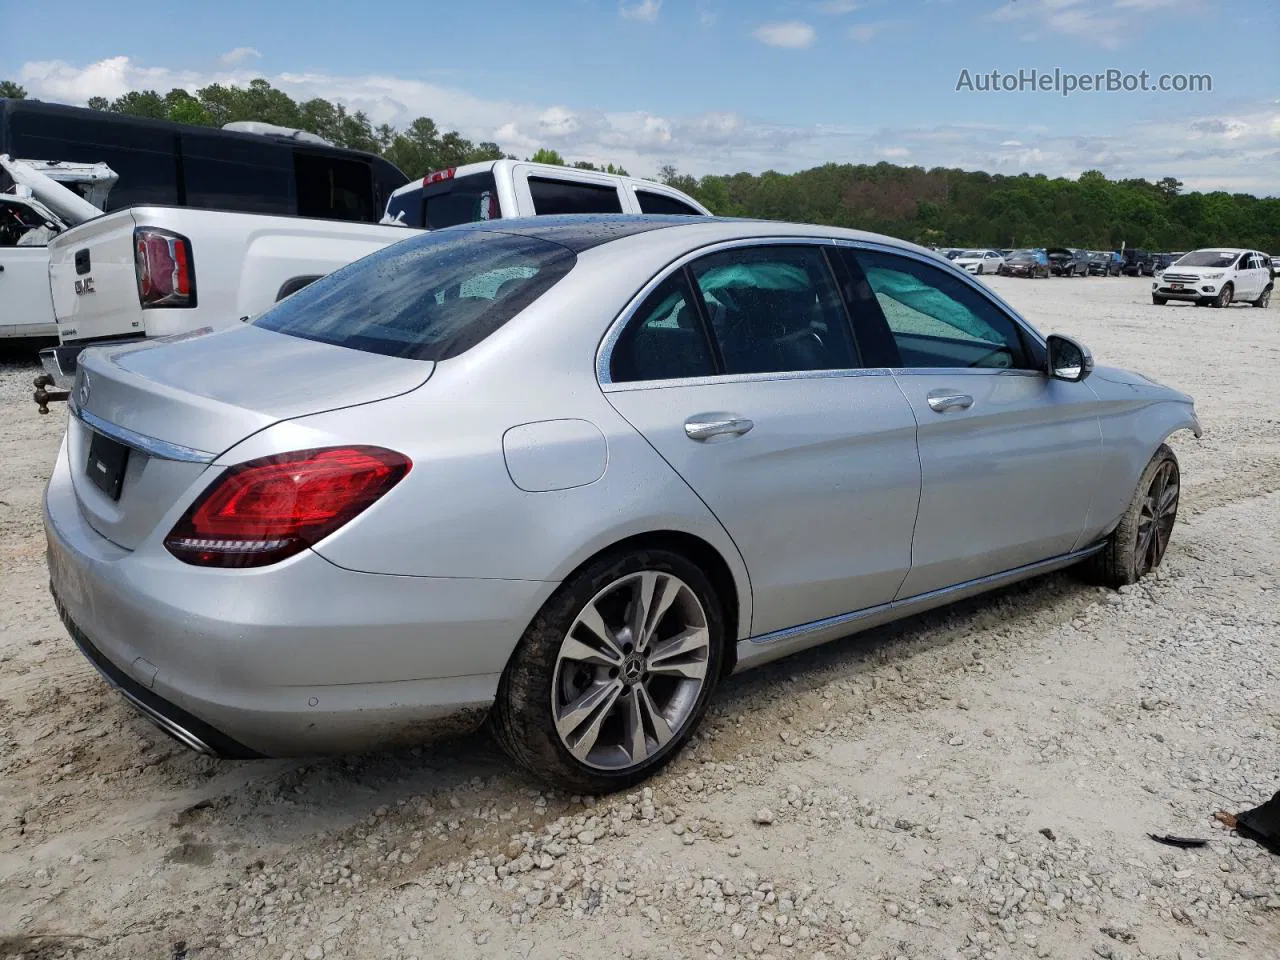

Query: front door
left=601, top=243, right=922, bottom=636
left=840, top=245, right=1101, bottom=599
left=0, top=244, right=56, bottom=337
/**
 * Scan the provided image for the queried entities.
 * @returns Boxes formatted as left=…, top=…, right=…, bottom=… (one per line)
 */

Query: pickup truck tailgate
left=48, top=210, right=142, bottom=344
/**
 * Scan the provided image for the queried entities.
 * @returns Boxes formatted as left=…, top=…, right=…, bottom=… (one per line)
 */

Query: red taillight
left=423, top=167, right=456, bottom=185
left=165, top=447, right=411, bottom=568
left=135, top=227, right=196, bottom=309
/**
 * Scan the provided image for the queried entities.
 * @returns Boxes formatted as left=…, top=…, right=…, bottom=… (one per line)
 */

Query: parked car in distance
left=1046, top=247, right=1089, bottom=277
left=999, top=248, right=1051, bottom=278
left=1120, top=248, right=1154, bottom=277
left=45, top=214, right=1201, bottom=791
left=950, top=248, right=1005, bottom=275
left=1087, top=251, right=1117, bottom=276
left=1152, top=248, right=1273, bottom=308
left=1151, top=253, right=1178, bottom=275
left=37, top=159, right=711, bottom=393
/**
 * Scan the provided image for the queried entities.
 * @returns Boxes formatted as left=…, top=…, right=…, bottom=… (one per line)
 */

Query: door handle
left=926, top=392, right=974, bottom=413
left=684, top=416, right=754, bottom=441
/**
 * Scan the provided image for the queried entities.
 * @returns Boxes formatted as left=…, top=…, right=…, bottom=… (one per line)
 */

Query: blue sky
left=4, top=0, right=1277, bottom=192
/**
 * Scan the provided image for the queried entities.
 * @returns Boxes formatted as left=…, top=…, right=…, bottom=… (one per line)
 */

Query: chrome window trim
left=595, top=234, right=1050, bottom=388
left=70, top=400, right=216, bottom=464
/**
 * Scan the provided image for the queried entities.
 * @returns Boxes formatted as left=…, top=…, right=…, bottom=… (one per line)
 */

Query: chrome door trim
left=732, top=541, right=1106, bottom=673
left=602, top=366, right=894, bottom=394
left=70, top=402, right=216, bottom=464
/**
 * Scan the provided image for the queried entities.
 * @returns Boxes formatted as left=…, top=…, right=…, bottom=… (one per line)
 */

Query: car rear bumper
left=44, top=441, right=556, bottom=757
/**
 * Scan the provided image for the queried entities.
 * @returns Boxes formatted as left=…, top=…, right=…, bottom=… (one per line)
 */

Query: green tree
left=530, top=148, right=565, bottom=166
left=0, top=80, right=26, bottom=99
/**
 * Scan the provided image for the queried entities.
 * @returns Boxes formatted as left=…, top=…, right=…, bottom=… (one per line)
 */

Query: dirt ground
left=1, top=276, right=1277, bottom=960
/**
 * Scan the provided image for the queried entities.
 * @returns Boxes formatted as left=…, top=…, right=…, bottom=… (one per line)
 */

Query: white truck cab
left=382, top=159, right=711, bottom=229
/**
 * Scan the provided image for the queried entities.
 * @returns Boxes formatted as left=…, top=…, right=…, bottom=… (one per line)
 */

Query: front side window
left=528, top=177, right=624, bottom=215
left=610, top=272, right=715, bottom=382
left=0, top=198, right=58, bottom=247
left=850, top=249, right=1033, bottom=370
left=255, top=229, right=576, bottom=361
left=690, top=245, right=858, bottom=375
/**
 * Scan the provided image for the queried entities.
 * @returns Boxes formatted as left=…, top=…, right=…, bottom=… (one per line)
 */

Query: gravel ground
left=1, top=277, right=1277, bottom=960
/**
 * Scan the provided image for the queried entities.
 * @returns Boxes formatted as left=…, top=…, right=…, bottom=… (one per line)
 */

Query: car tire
left=1212, top=284, right=1233, bottom=308
left=1152, top=295, right=1167, bottom=305
left=976, top=264, right=984, bottom=275
left=1252, top=285, right=1272, bottom=308
left=491, top=547, right=725, bottom=793
left=1082, top=444, right=1180, bottom=589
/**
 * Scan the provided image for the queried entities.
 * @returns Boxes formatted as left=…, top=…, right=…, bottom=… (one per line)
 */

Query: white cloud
left=987, top=0, right=1197, bottom=46
left=618, top=0, right=661, bottom=22
left=753, top=21, right=817, bottom=49
left=218, top=47, right=261, bottom=66
left=14, top=57, right=1277, bottom=194
left=849, top=21, right=896, bottom=41
left=816, top=0, right=860, bottom=12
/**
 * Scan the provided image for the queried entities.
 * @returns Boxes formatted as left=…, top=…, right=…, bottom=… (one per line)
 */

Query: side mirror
left=1047, top=334, right=1094, bottom=382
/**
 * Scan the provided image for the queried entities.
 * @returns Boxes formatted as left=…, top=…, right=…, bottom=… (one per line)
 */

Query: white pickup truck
left=1, top=155, right=116, bottom=339
left=37, top=159, right=710, bottom=394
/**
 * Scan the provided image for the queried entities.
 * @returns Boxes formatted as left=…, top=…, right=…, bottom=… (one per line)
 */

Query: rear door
left=512, top=167, right=628, bottom=217
left=840, top=244, right=1101, bottom=598
left=0, top=239, right=56, bottom=337
left=601, top=241, right=922, bottom=637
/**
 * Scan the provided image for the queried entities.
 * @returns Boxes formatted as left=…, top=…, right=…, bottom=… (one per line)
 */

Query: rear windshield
left=383, top=172, right=500, bottom=230
left=254, top=229, right=576, bottom=361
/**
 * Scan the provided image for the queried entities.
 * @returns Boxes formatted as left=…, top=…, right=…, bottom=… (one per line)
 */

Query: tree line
left=3, top=78, right=1277, bottom=252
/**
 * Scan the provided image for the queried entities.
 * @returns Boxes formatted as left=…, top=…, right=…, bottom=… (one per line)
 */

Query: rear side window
left=528, top=177, right=624, bottom=215
left=611, top=272, right=715, bottom=382
left=254, top=230, right=576, bottom=361
left=636, top=190, right=701, bottom=216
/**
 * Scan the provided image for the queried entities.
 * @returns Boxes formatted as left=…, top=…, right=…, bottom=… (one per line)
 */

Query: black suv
left=1121, top=248, right=1154, bottom=277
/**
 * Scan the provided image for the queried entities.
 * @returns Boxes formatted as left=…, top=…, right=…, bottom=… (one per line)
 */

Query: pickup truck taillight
left=134, top=227, right=196, bottom=309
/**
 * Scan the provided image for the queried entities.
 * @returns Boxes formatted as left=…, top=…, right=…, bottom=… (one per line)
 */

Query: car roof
left=446, top=213, right=941, bottom=258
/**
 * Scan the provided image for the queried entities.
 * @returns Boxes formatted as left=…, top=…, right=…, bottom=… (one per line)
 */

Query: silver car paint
left=44, top=218, right=1200, bottom=757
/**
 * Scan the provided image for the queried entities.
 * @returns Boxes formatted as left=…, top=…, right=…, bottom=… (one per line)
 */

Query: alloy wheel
left=551, top=571, right=711, bottom=771
left=1134, top=460, right=1179, bottom=577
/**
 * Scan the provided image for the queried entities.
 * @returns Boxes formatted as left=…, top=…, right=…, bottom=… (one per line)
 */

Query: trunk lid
left=49, top=209, right=143, bottom=344
left=69, top=325, right=434, bottom=550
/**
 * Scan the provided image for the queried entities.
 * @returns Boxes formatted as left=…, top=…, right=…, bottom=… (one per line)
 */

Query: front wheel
left=1212, top=284, right=1233, bottom=308
left=976, top=264, right=984, bottom=275
left=491, top=549, right=725, bottom=792
left=1253, top=285, right=1272, bottom=308
left=1152, top=295, right=1167, bottom=305
left=1082, top=444, right=1180, bottom=588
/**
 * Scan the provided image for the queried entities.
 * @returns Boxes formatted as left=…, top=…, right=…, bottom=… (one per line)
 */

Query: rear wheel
left=1253, top=285, right=1272, bottom=308
left=1213, top=284, right=1233, bottom=308
left=1083, top=444, right=1180, bottom=588
left=491, top=549, right=724, bottom=793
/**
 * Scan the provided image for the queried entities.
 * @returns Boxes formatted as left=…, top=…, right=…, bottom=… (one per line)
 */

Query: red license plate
left=1170, top=283, right=1183, bottom=290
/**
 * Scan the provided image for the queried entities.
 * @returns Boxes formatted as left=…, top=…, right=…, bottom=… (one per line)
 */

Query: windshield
left=254, top=229, right=576, bottom=361
left=1011, top=249, right=1037, bottom=258
left=1175, top=250, right=1239, bottom=268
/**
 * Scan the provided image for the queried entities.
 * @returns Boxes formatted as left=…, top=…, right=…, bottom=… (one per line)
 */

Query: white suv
left=1153, top=248, right=1273, bottom=308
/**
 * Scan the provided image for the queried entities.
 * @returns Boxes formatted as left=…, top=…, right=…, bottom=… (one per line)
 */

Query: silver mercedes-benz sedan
left=45, top=215, right=1201, bottom=791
